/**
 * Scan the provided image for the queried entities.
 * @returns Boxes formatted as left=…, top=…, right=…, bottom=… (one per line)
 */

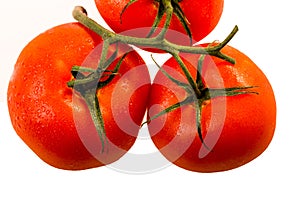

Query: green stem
left=96, top=40, right=111, bottom=75
left=82, top=91, right=107, bottom=153
left=171, top=52, right=202, bottom=98
left=142, top=95, right=195, bottom=126
left=73, top=6, right=115, bottom=40
left=146, top=0, right=165, bottom=38
left=196, top=55, right=205, bottom=89
left=151, top=54, right=192, bottom=92
left=155, top=0, right=174, bottom=40
left=171, top=0, right=192, bottom=44
left=171, top=25, right=239, bottom=64
left=72, top=6, right=237, bottom=64
left=195, top=100, right=210, bottom=150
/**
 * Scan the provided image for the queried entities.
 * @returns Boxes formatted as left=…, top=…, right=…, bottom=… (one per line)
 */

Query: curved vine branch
left=70, top=4, right=240, bottom=152
left=72, top=6, right=237, bottom=64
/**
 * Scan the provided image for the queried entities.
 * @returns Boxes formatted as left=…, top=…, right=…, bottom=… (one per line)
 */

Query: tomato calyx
left=147, top=54, right=259, bottom=149
left=67, top=49, right=127, bottom=153
left=121, top=0, right=192, bottom=43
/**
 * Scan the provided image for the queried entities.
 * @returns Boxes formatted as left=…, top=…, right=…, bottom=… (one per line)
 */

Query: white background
left=1, top=0, right=299, bottom=199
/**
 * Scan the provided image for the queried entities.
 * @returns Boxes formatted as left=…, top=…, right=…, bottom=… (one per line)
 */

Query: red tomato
left=94, top=0, right=224, bottom=47
left=7, top=23, right=151, bottom=170
left=147, top=44, right=276, bottom=172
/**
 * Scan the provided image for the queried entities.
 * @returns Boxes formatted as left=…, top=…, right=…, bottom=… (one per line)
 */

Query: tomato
left=94, top=0, right=224, bottom=47
left=147, top=44, right=276, bottom=172
left=7, top=23, right=151, bottom=170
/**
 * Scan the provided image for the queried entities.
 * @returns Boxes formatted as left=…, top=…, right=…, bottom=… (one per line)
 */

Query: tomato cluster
left=7, top=0, right=276, bottom=172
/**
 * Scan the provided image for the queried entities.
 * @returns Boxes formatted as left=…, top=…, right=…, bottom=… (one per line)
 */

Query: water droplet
left=34, top=86, right=40, bottom=94
left=121, top=80, right=130, bottom=92
left=85, top=38, right=93, bottom=44
left=41, top=106, right=46, bottom=112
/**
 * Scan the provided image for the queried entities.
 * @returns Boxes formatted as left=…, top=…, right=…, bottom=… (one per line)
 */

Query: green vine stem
left=155, top=0, right=173, bottom=40
left=82, top=92, right=108, bottom=153
left=121, top=0, right=193, bottom=43
left=72, top=6, right=237, bottom=64
left=69, top=4, right=242, bottom=151
left=71, top=5, right=239, bottom=93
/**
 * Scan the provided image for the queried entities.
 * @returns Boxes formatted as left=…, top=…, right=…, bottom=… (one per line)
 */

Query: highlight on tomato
left=146, top=44, right=276, bottom=173
left=7, top=22, right=151, bottom=170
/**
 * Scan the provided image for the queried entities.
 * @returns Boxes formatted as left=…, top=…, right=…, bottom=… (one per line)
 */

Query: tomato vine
left=68, top=2, right=256, bottom=151
left=7, top=0, right=276, bottom=172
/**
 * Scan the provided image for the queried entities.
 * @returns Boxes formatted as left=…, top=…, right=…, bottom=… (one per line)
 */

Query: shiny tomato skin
left=95, top=0, right=224, bottom=46
left=147, top=45, right=276, bottom=172
left=7, top=23, right=151, bottom=170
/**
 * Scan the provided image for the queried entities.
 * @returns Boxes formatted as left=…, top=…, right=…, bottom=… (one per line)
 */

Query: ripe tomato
left=147, top=45, right=276, bottom=172
left=7, top=23, right=151, bottom=170
left=94, top=0, right=224, bottom=47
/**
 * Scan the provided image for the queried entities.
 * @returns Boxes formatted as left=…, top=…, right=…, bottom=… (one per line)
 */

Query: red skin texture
left=95, top=0, right=224, bottom=46
left=147, top=45, right=276, bottom=172
left=7, top=23, right=151, bottom=170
